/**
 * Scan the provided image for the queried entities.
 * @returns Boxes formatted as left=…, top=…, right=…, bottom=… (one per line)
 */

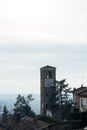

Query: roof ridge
left=77, top=87, right=87, bottom=95
left=40, top=65, right=56, bottom=69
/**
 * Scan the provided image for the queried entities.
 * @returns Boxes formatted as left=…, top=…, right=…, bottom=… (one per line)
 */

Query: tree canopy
left=1, top=105, right=8, bottom=124
left=13, top=94, right=35, bottom=119
left=50, top=79, right=72, bottom=120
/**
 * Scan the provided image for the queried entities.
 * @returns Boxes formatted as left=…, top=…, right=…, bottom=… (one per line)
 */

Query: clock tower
left=40, top=65, right=56, bottom=116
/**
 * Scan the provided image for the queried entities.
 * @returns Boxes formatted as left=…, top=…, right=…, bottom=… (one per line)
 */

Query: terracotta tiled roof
left=77, top=89, right=87, bottom=97
left=19, top=116, right=50, bottom=130
left=0, top=116, right=50, bottom=130
left=73, top=86, right=87, bottom=95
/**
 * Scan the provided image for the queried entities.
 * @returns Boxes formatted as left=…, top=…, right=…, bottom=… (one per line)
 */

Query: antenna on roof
left=81, top=76, right=84, bottom=87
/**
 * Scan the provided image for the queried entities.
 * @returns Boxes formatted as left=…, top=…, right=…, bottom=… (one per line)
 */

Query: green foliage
left=1, top=105, right=8, bottom=124
left=56, top=79, right=71, bottom=106
left=37, top=115, right=56, bottom=123
left=13, top=94, right=35, bottom=119
left=51, top=79, right=72, bottom=112
left=49, top=79, right=72, bottom=121
left=14, top=94, right=34, bottom=107
left=62, top=112, right=87, bottom=122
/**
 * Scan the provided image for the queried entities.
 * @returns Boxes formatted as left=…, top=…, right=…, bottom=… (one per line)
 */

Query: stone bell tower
left=40, top=65, right=56, bottom=116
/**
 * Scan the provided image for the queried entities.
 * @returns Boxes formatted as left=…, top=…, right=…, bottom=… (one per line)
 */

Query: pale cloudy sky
left=0, top=0, right=87, bottom=94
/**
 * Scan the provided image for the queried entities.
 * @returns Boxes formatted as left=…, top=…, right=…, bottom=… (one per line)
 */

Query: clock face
left=45, top=79, right=54, bottom=87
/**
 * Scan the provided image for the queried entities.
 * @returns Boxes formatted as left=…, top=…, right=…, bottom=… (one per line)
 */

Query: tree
left=57, top=79, right=71, bottom=106
left=50, top=79, right=72, bottom=120
left=13, top=94, right=35, bottom=120
left=1, top=105, right=8, bottom=124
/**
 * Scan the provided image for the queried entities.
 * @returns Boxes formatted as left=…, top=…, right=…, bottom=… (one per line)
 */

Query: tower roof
left=40, top=65, right=56, bottom=70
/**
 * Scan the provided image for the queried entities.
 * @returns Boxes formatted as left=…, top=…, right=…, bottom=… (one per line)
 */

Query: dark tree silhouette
left=50, top=79, right=72, bottom=120
left=13, top=94, right=35, bottom=121
left=1, top=105, right=8, bottom=124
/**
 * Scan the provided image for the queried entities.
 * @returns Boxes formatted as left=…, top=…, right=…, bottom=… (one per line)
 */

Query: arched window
left=46, top=71, right=52, bottom=79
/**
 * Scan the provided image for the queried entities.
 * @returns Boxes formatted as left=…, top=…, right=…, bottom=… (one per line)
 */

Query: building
left=40, top=65, right=56, bottom=116
left=73, top=85, right=87, bottom=112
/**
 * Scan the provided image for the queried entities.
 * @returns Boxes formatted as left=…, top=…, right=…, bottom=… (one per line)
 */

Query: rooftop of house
left=0, top=116, right=50, bottom=130
left=73, top=85, right=87, bottom=97
left=20, top=116, right=50, bottom=130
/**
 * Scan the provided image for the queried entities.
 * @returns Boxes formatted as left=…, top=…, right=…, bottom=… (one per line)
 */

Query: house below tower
left=73, top=85, right=87, bottom=112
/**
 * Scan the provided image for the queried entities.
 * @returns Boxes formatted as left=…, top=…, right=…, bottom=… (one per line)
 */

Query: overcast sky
left=0, top=0, right=87, bottom=94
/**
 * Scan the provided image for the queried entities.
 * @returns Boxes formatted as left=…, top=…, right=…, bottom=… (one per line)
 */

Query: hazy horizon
left=0, top=93, right=40, bottom=114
